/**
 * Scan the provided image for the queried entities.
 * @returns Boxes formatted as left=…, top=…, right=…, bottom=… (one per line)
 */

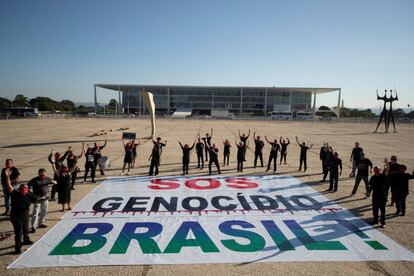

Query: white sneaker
left=126, top=172, right=130, bottom=175
left=121, top=172, right=125, bottom=176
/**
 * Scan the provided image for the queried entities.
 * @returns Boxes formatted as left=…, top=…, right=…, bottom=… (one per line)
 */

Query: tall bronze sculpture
left=374, top=89, right=398, bottom=133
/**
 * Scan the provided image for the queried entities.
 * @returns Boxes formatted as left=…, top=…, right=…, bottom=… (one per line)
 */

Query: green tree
left=0, top=97, right=11, bottom=107
left=60, top=100, right=75, bottom=111
left=13, top=94, right=30, bottom=107
left=108, top=99, right=118, bottom=107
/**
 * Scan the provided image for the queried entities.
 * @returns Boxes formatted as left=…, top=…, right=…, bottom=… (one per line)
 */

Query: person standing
left=320, top=144, right=333, bottom=182
left=149, top=139, right=166, bottom=176
left=66, top=144, right=83, bottom=190
left=253, top=132, right=265, bottom=168
left=350, top=153, right=373, bottom=197
left=295, top=136, right=313, bottom=172
left=48, top=150, right=68, bottom=201
left=390, top=165, right=413, bottom=216
left=195, top=136, right=204, bottom=169
left=279, top=137, right=290, bottom=165
left=320, top=143, right=328, bottom=174
left=386, top=155, right=401, bottom=206
left=51, top=156, right=77, bottom=211
left=121, top=140, right=135, bottom=176
left=349, top=142, right=363, bottom=177
left=368, top=166, right=387, bottom=227
left=223, top=139, right=231, bottom=166
left=207, top=143, right=221, bottom=175
left=28, top=168, right=56, bottom=233
left=235, top=141, right=248, bottom=172
left=1, top=159, right=20, bottom=216
left=265, top=136, right=280, bottom=173
left=179, top=139, right=196, bottom=175
left=326, top=152, right=342, bottom=192
left=4, top=168, right=34, bottom=254
left=152, top=137, right=167, bottom=165
left=202, top=129, right=213, bottom=161
left=93, top=140, right=107, bottom=176
left=238, top=129, right=250, bottom=161
left=83, top=146, right=96, bottom=183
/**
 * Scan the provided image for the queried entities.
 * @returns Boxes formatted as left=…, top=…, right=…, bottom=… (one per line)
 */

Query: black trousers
left=299, top=156, right=307, bottom=171
left=209, top=158, right=221, bottom=174
left=267, top=153, right=277, bottom=172
left=197, top=152, right=204, bottom=168
left=329, top=170, right=339, bottom=191
left=395, top=194, right=408, bottom=214
left=280, top=151, right=287, bottom=164
left=182, top=158, right=189, bottom=174
left=254, top=152, right=263, bottom=167
left=11, top=216, right=30, bottom=251
left=84, top=162, right=96, bottom=181
left=149, top=158, right=159, bottom=175
left=352, top=175, right=369, bottom=195
left=322, top=163, right=330, bottom=180
left=71, top=170, right=77, bottom=189
left=205, top=147, right=210, bottom=161
left=223, top=153, right=230, bottom=166
left=372, top=199, right=386, bottom=224
left=237, top=159, right=244, bottom=172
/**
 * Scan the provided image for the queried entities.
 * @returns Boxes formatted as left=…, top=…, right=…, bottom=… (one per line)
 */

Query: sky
left=0, top=0, right=413, bottom=109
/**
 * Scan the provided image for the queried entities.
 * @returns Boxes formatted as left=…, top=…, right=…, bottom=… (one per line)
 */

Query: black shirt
left=392, top=172, right=413, bottom=196
left=10, top=190, right=35, bottom=219
left=236, top=145, right=245, bottom=160
left=356, top=158, right=373, bottom=176
left=196, top=142, right=204, bottom=154
left=351, top=147, right=363, bottom=161
left=180, top=143, right=195, bottom=161
left=369, top=174, right=387, bottom=201
left=240, top=136, right=249, bottom=144
left=67, top=155, right=78, bottom=169
left=209, top=147, right=219, bottom=161
left=28, top=176, right=53, bottom=198
left=254, top=140, right=265, bottom=153
left=280, top=141, right=290, bottom=153
left=1, top=167, right=20, bottom=189
left=329, top=157, right=342, bottom=172
left=269, top=142, right=280, bottom=154
left=224, top=144, right=231, bottom=155
left=202, top=137, right=212, bottom=147
left=299, top=144, right=310, bottom=157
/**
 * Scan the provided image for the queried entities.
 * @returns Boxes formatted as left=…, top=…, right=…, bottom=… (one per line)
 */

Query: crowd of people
left=1, top=128, right=413, bottom=254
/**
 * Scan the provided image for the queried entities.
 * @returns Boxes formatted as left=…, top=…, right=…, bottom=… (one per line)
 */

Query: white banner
left=9, top=175, right=414, bottom=268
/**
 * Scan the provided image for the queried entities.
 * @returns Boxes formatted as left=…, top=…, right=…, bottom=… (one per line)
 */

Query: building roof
left=95, top=84, right=340, bottom=94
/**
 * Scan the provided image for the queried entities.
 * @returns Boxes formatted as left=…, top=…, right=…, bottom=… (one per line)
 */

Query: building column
left=289, top=90, right=292, bottom=112
left=118, top=86, right=122, bottom=115
left=239, top=88, right=243, bottom=115
left=336, top=88, right=342, bottom=117
left=167, top=87, right=170, bottom=114
left=264, top=88, right=268, bottom=116
left=312, top=90, right=317, bottom=117
left=94, top=84, right=97, bottom=113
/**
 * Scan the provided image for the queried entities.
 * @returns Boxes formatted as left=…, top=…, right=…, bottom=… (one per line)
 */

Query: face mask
left=19, top=186, right=29, bottom=196
left=39, top=175, right=46, bottom=181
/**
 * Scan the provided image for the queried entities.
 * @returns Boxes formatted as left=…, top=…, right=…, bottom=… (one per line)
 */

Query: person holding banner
left=223, top=139, right=231, bottom=166
left=4, top=169, right=35, bottom=254
left=296, top=136, right=313, bottom=172
left=179, top=139, right=196, bottom=175
left=207, top=143, right=221, bottom=175
left=265, top=136, right=280, bottom=173
left=122, top=140, right=135, bottom=176
left=196, top=135, right=204, bottom=169
left=279, top=137, right=290, bottom=165
left=93, top=140, right=107, bottom=176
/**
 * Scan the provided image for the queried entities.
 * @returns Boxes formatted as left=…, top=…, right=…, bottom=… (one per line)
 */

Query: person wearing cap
left=4, top=168, right=35, bottom=254
left=1, top=158, right=20, bottom=216
left=28, top=168, right=56, bottom=233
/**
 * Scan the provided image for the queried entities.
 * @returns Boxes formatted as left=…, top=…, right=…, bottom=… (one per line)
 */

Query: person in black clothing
left=179, top=139, right=196, bottom=175
left=132, top=140, right=140, bottom=168
left=265, top=136, right=280, bottom=173
left=222, top=139, right=231, bottom=166
left=253, top=132, right=265, bottom=168
left=390, top=165, right=413, bottom=216
left=195, top=136, right=204, bottom=169
left=238, top=129, right=250, bottom=161
left=207, top=143, right=221, bottom=175
left=387, top=155, right=401, bottom=206
left=235, top=141, right=248, bottom=172
left=28, top=168, right=56, bottom=233
left=202, top=129, right=213, bottom=161
left=66, top=144, right=83, bottom=190
left=48, top=150, right=68, bottom=201
left=350, top=153, right=373, bottom=197
left=295, top=136, right=313, bottom=172
left=279, top=137, right=290, bottom=165
left=1, top=159, right=20, bottom=216
left=83, top=145, right=96, bottom=183
left=349, top=142, right=363, bottom=177
left=51, top=155, right=77, bottom=211
left=149, top=138, right=167, bottom=176
left=368, top=166, right=387, bottom=227
left=93, top=140, right=107, bottom=176
left=326, top=152, right=342, bottom=192
left=122, top=140, right=135, bottom=175
left=4, top=169, right=35, bottom=254
left=320, top=144, right=333, bottom=182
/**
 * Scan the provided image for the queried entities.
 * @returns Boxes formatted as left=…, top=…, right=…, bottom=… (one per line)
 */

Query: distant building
left=94, top=84, right=341, bottom=117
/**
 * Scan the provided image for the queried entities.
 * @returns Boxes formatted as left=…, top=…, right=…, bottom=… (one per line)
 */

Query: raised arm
left=77, top=142, right=84, bottom=159
left=279, top=136, right=282, bottom=144
left=100, top=140, right=107, bottom=149
left=287, top=138, right=290, bottom=145
left=246, top=129, right=251, bottom=138
left=238, top=129, right=241, bottom=138
left=189, top=142, right=195, bottom=150
left=309, top=144, right=314, bottom=149
left=4, top=168, right=14, bottom=194
left=265, top=136, right=271, bottom=144
left=178, top=141, right=184, bottom=150
left=210, top=128, right=213, bottom=138
left=295, top=136, right=301, bottom=146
